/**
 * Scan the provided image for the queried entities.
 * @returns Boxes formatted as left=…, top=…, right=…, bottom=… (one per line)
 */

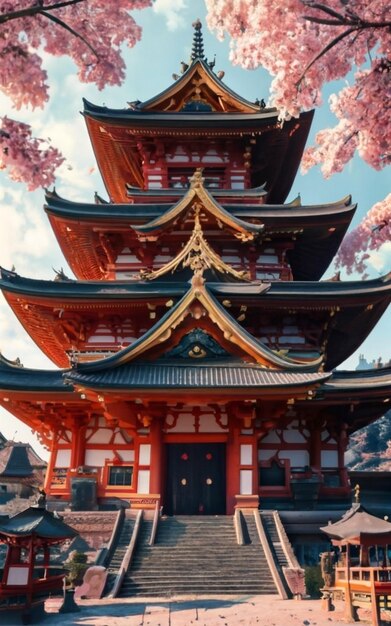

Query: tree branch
left=0, top=0, right=85, bottom=25
left=41, top=10, right=99, bottom=59
left=296, top=26, right=358, bottom=87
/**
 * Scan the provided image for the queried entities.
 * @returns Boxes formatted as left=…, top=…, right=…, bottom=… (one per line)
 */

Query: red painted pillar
left=149, top=418, right=163, bottom=497
left=226, top=424, right=240, bottom=514
left=310, top=423, right=321, bottom=472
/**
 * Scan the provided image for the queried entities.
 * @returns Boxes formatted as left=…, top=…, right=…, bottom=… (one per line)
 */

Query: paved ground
left=40, top=594, right=388, bottom=626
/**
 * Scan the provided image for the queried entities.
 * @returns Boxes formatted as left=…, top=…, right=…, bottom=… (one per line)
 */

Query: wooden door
left=164, top=443, right=226, bottom=515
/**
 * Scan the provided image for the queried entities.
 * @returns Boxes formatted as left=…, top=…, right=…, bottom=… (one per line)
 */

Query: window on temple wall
left=168, top=167, right=226, bottom=189
left=108, top=465, right=133, bottom=486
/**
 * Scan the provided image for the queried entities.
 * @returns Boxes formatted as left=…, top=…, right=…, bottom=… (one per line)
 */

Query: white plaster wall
left=279, top=450, right=309, bottom=467
left=88, top=429, right=113, bottom=444
left=258, top=449, right=277, bottom=461
left=56, top=449, right=71, bottom=467
left=321, top=450, right=339, bottom=468
left=199, top=414, right=228, bottom=432
left=85, top=450, right=111, bottom=466
left=240, top=444, right=253, bottom=466
left=282, top=430, right=306, bottom=443
left=137, top=470, right=150, bottom=494
left=139, top=444, right=151, bottom=466
left=240, top=470, right=253, bottom=495
left=260, top=431, right=280, bottom=444
left=120, top=450, right=135, bottom=462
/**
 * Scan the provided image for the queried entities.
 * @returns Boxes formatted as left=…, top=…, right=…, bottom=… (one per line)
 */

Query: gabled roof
left=70, top=273, right=322, bottom=372
left=1, top=270, right=388, bottom=370
left=132, top=169, right=264, bottom=241
left=138, top=57, right=261, bottom=113
left=139, top=210, right=252, bottom=282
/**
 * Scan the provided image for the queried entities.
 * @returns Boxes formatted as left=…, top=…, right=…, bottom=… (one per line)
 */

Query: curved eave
left=83, top=102, right=280, bottom=128
left=1, top=268, right=389, bottom=303
left=45, top=192, right=355, bottom=281
left=73, top=278, right=323, bottom=373
left=132, top=183, right=264, bottom=238
left=322, top=367, right=391, bottom=394
left=138, top=58, right=261, bottom=113
left=83, top=102, right=312, bottom=202
left=44, top=191, right=354, bottom=223
left=67, top=362, right=331, bottom=392
left=0, top=359, right=72, bottom=393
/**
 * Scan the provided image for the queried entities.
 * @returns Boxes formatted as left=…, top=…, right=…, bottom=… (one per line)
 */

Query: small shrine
left=0, top=499, right=77, bottom=623
left=321, top=487, right=391, bottom=626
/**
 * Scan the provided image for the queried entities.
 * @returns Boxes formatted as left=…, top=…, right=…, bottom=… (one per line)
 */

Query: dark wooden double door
left=164, top=443, right=226, bottom=515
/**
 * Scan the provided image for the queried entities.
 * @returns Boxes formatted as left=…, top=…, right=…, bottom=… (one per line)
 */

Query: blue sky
left=0, top=0, right=389, bottom=458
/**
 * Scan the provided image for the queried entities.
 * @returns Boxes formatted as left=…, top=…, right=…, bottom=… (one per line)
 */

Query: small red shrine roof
left=0, top=505, right=77, bottom=541
left=320, top=502, right=391, bottom=546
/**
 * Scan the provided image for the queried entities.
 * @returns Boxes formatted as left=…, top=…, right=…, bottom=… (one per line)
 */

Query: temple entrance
left=164, top=443, right=226, bottom=515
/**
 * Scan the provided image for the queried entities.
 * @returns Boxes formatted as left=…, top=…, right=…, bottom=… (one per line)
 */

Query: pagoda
left=0, top=22, right=390, bottom=516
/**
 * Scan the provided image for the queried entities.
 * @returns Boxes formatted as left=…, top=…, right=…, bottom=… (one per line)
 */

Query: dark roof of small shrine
left=0, top=505, right=77, bottom=540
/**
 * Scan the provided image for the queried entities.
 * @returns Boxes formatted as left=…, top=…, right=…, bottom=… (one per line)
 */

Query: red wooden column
left=309, top=422, right=321, bottom=472
left=226, top=423, right=240, bottom=514
left=70, top=417, right=87, bottom=470
left=149, top=418, right=163, bottom=498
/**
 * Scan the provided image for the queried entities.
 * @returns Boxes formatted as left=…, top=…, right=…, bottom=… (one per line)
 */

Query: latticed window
left=108, top=465, right=133, bottom=486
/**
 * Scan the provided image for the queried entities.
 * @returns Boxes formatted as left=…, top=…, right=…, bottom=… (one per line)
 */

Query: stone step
left=118, top=515, right=278, bottom=598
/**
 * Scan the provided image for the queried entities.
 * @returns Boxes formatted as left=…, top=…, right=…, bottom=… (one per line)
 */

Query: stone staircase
left=107, top=515, right=135, bottom=576
left=260, top=511, right=289, bottom=569
left=119, top=515, right=278, bottom=597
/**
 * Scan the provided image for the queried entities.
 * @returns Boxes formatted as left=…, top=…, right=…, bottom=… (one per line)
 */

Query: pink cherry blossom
left=0, top=0, right=151, bottom=189
left=0, top=116, right=64, bottom=190
left=206, top=0, right=391, bottom=274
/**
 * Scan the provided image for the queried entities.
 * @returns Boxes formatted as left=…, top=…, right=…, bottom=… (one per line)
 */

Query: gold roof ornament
left=140, top=207, right=251, bottom=282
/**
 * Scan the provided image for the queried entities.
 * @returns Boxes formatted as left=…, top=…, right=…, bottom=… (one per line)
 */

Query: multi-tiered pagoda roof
left=0, top=22, right=389, bottom=514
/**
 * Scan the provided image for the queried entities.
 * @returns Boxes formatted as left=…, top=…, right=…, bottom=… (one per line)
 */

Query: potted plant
left=59, top=550, right=88, bottom=613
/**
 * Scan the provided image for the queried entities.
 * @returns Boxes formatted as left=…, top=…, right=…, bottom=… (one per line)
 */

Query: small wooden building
left=0, top=503, right=77, bottom=622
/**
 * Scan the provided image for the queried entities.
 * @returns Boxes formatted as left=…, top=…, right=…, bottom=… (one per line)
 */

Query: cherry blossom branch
left=40, top=10, right=98, bottom=59
left=298, top=1, right=391, bottom=86
left=0, top=1, right=85, bottom=24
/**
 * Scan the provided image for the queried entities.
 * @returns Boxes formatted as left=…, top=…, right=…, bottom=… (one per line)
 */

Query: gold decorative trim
left=133, top=167, right=263, bottom=240
left=140, top=207, right=251, bottom=282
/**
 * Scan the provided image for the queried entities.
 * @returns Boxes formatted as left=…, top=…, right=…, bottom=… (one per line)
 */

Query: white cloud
left=367, top=242, right=391, bottom=274
left=153, top=0, right=188, bottom=31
